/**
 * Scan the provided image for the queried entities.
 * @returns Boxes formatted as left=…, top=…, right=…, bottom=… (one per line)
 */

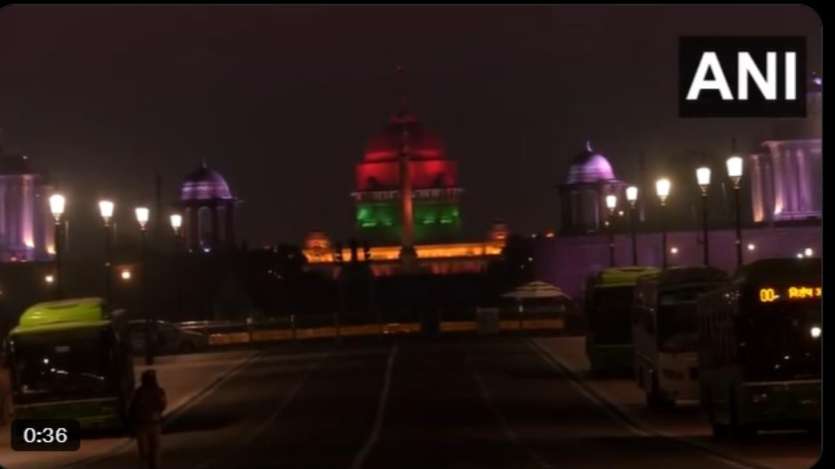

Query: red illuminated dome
left=363, top=109, right=446, bottom=162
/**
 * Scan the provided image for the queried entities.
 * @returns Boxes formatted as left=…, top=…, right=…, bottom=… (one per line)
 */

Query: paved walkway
left=532, top=336, right=820, bottom=469
left=0, top=350, right=255, bottom=469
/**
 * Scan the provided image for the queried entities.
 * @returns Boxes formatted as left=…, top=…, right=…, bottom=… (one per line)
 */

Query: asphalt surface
left=40, top=336, right=814, bottom=469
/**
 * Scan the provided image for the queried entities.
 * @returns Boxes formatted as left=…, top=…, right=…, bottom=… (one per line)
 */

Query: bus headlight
left=810, top=326, right=821, bottom=339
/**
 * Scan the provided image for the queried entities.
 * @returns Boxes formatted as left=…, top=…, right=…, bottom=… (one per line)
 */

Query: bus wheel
left=729, top=391, right=755, bottom=440
left=704, top=390, right=729, bottom=439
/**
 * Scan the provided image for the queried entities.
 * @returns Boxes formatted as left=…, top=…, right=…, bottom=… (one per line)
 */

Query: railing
left=178, top=310, right=566, bottom=347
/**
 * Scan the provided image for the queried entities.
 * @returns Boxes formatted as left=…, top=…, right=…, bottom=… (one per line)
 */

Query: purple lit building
left=749, top=77, right=822, bottom=224
left=0, top=146, right=53, bottom=262
left=540, top=84, right=822, bottom=302
left=558, top=142, right=626, bottom=235
left=179, top=162, right=238, bottom=253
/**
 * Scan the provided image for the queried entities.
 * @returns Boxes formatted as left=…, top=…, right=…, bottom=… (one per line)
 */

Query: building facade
left=558, top=142, right=626, bottom=235
left=352, top=103, right=462, bottom=245
left=179, top=162, right=238, bottom=253
left=0, top=148, right=53, bottom=262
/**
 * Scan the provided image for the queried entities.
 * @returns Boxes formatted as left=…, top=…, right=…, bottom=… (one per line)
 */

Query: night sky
left=0, top=5, right=822, bottom=253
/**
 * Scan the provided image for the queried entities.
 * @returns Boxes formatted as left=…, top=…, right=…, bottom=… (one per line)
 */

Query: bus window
left=737, top=301, right=821, bottom=381
left=10, top=328, right=116, bottom=405
left=658, top=286, right=712, bottom=353
left=590, top=286, right=634, bottom=344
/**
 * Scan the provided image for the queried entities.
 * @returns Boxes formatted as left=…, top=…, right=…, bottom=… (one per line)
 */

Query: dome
left=363, top=109, right=446, bottom=161
left=180, top=163, right=233, bottom=201
left=565, top=142, right=616, bottom=184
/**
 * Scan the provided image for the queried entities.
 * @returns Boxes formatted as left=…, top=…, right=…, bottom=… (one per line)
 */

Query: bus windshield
left=737, top=300, right=821, bottom=381
left=590, top=286, right=634, bottom=344
left=658, top=285, right=717, bottom=353
left=10, top=327, right=116, bottom=404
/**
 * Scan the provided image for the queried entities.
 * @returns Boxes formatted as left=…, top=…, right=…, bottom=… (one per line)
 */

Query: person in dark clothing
left=130, top=369, right=167, bottom=469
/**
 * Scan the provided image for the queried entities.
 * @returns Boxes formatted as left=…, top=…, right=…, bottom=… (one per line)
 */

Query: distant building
left=541, top=80, right=823, bottom=301
left=748, top=77, right=822, bottom=224
left=304, top=93, right=505, bottom=276
left=179, top=162, right=238, bottom=253
left=303, top=223, right=506, bottom=277
left=557, top=142, right=626, bottom=235
left=0, top=146, right=53, bottom=262
left=352, top=101, right=462, bottom=244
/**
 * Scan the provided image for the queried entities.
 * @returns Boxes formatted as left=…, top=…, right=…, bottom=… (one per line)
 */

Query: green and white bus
left=697, top=258, right=821, bottom=438
left=5, top=298, right=135, bottom=430
left=584, top=266, right=659, bottom=375
left=632, top=266, right=728, bottom=408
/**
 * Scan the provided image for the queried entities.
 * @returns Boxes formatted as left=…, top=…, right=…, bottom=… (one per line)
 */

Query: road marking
left=60, top=351, right=262, bottom=469
left=199, top=352, right=328, bottom=469
left=470, top=363, right=555, bottom=469
left=351, top=344, right=398, bottom=469
left=528, top=339, right=763, bottom=469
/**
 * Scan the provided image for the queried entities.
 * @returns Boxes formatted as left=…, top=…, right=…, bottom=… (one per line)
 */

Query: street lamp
left=49, top=194, right=66, bottom=299
left=726, top=155, right=744, bottom=267
left=605, top=194, right=618, bottom=267
left=626, top=186, right=639, bottom=265
left=135, top=206, right=153, bottom=365
left=98, top=200, right=115, bottom=305
left=170, top=213, right=184, bottom=315
left=170, top=213, right=183, bottom=236
left=655, top=178, right=671, bottom=269
left=696, top=166, right=711, bottom=266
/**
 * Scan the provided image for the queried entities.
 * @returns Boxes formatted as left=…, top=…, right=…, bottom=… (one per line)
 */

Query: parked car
left=127, top=320, right=209, bottom=355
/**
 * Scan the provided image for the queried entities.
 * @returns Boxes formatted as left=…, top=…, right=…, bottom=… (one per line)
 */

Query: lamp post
left=655, top=178, right=671, bottom=269
left=605, top=194, right=618, bottom=267
left=98, top=200, right=115, bottom=305
left=625, top=186, right=638, bottom=265
left=49, top=194, right=66, bottom=299
left=696, top=167, right=711, bottom=266
left=135, top=206, right=152, bottom=365
left=726, top=155, right=744, bottom=267
left=170, top=213, right=183, bottom=316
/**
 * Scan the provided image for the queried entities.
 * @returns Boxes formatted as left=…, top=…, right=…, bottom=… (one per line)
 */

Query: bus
left=697, top=258, right=821, bottom=438
left=5, top=298, right=135, bottom=430
left=632, top=266, right=728, bottom=408
left=584, top=266, right=659, bottom=375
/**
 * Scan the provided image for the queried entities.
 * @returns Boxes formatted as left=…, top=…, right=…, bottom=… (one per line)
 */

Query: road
left=29, top=336, right=819, bottom=469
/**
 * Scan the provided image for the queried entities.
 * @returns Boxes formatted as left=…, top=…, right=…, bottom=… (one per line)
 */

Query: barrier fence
left=178, top=314, right=565, bottom=347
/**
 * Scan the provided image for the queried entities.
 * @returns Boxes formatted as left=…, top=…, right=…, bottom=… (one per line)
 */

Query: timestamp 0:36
left=11, top=419, right=81, bottom=451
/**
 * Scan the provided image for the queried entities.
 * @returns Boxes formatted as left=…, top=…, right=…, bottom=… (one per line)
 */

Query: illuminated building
left=303, top=223, right=507, bottom=276
left=0, top=146, right=53, bottom=262
left=352, top=100, right=462, bottom=245
left=305, top=89, right=504, bottom=276
left=749, top=76, right=822, bottom=224
left=179, top=161, right=238, bottom=253
left=558, top=142, right=626, bottom=235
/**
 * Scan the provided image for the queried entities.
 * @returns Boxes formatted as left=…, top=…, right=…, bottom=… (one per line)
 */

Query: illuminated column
left=22, top=175, right=35, bottom=257
left=399, top=129, right=417, bottom=265
left=187, top=206, right=199, bottom=251
left=795, top=147, right=812, bottom=215
left=749, top=155, right=764, bottom=223
left=770, top=144, right=786, bottom=219
left=211, top=205, right=220, bottom=247
left=226, top=202, right=235, bottom=246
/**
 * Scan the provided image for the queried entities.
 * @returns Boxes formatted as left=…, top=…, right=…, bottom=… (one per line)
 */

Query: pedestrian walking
left=129, top=369, right=167, bottom=469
